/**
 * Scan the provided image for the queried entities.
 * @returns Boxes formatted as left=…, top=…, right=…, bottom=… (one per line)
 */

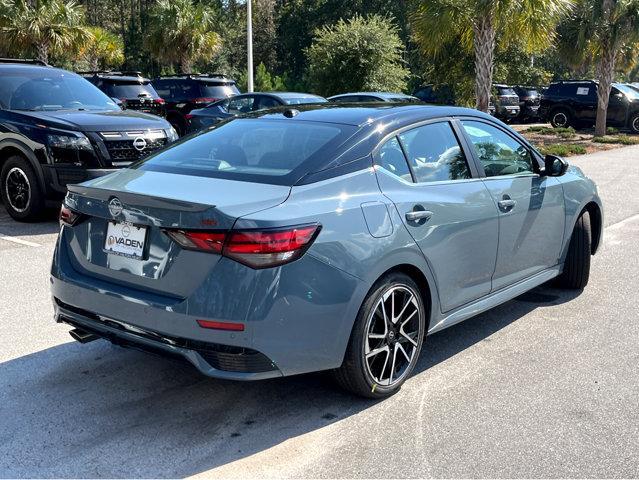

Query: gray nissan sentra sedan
left=51, top=104, right=603, bottom=398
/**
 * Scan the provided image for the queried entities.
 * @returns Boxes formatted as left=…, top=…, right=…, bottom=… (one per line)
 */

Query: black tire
left=333, top=272, right=426, bottom=399
left=0, top=155, right=45, bottom=221
left=550, top=108, right=572, bottom=128
left=630, top=114, right=639, bottom=134
left=556, top=211, right=591, bottom=289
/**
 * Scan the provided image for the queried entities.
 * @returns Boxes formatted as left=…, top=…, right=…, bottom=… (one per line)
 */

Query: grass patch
left=606, top=126, right=619, bottom=135
left=592, top=134, right=639, bottom=145
left=524, top=126, right=576, bottom=138
left=538, top=143, right=587, bottom=156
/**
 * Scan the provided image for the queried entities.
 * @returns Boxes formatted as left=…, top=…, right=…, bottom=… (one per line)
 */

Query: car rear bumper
left=53, top=297, right=282, bottom=380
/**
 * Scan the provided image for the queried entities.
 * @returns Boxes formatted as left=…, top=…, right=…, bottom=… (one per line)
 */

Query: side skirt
left=427, top=265, right=562, bottom=335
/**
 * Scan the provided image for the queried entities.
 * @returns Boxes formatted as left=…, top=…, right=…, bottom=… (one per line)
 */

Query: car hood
left=16, top=109, right=170, bottom=132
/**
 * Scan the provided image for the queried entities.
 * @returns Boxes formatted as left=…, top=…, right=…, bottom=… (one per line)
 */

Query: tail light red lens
left=165, top=230, right=225, bottom=253
left=184, top=113, right=194, bottom=120
left=163, top=224, right=321, bottom=269
left=154, top=98, right=165, bottom=104
left=59, top=204, right=82, bottom=226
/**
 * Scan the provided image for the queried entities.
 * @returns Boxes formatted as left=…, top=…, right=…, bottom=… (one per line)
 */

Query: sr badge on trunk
left=104, top=220, right=147, bottom=259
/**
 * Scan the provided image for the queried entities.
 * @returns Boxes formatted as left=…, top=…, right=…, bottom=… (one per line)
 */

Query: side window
left=375, top=137, right=412, bottom=182
left=228, top=96, right=256, bottom=114
left=256, top=96, right=281, bottom=110
left=398, top=122, right=471, bottom=183
left=462, top=121, right=534, bottom=177
left=332, top=96, right=357, bottom=103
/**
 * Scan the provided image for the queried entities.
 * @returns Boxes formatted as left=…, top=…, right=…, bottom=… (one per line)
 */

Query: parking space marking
left=605, top=213, right=639, bottom=231
left=0, top=234, right=41, bottom=247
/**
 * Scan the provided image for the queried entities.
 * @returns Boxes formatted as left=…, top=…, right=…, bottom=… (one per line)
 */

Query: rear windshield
left=200, top=82, right=240, bottom=98
left=104, top=81, right=159, bottom=99
left=136, top=118, right=355, bottom=185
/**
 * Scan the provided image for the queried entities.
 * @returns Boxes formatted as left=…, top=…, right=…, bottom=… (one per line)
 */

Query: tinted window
left=399, top=122, right=470, bottom=183
left=256, top=96, right=281, bottom=109
left=228, top=96, right=255, bottom=114
left=462, top=121, right=534, bottom=177
left=153, top=80, right=172, bottom=99
left=0, top=71, right=118, bottom=111
left=138, top=119, right=353, bottom=184
left=280, top=95, right=328, bottom=105
left=376, top=137, right=412, bottom=181
left=200, top=82, right=240, bottom=98
left=613, top=83, right=639, bottom=100
left=332, top=96, right=360, bottom=103
left=104, top=81, right=159, bottom=99
left=497, top=87, right=517, bottom=96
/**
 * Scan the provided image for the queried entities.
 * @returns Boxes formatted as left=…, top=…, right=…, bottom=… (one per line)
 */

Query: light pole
left=247, top=0, right=254, bottom=92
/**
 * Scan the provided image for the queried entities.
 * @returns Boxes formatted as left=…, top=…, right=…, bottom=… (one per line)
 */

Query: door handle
left=405, top=210, right=433, bottom=222
left=498, top=198, right=517, bottom=212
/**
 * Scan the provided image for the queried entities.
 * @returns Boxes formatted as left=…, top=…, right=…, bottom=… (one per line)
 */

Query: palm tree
left=410, top=0, right=573, bottom=112
left=559, top=0, right=639, bottom=136
left=80, top=27, right=124, bottom=70
left=145, top=0, right=220, bottom=74
left=0, top=0, right=91, bottom=64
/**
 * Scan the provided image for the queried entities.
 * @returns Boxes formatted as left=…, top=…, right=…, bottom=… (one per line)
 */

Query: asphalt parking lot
left=0, top=146, right=638, bottom=478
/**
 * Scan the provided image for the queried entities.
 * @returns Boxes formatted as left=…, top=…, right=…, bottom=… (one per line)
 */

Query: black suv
left=513, top=86, right=541, bottom=121
left=80, top=71, right=166, bottom=117
left=541, top=80, right=639, bottom=132
left=0, top=60, right=177, bottom=220
left=153, top=74, right=240, bottom=135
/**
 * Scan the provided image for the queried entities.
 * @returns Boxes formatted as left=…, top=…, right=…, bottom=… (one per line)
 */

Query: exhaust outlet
left=69, top=328, right=99, bottom=344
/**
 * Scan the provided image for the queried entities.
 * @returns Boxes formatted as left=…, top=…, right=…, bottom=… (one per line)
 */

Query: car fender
left=0, top=137, right=47, bottom=194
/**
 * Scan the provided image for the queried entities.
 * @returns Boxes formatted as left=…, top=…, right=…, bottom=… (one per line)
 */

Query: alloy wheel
left=632, top=116, right=639, bottom=133
left=553, top=112, right=568, bottom=128
left=5, top=167, right=31, bottom=213
left=364, top=285, right=423, bottom=387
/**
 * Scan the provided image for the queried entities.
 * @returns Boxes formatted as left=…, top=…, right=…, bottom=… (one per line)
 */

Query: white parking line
left=605, top=213, right=639, bottom=231
left=0, top=234, right=41, bottom=247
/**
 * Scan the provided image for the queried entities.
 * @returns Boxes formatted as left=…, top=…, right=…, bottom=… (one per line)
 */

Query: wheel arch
left=0, top=141, right=47, bottom=194
left=583, top=201, right=602, bottom=254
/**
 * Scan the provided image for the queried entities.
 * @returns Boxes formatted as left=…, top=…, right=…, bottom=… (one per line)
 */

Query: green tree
left=306, top=15, right=409, bottom=96
left=80, top=26, right=123, bottom=70
left=411, top=0, right=573, bottom=112
left=0, top=0, right=92, bottom=64
left=145, top=0, right=220, bottom=74
left=558, top=0, right=639, bottom=136
left=254, top=62, right=286, bottom=91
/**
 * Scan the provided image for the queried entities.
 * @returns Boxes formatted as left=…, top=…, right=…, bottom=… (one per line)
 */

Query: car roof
left=252, top=103, right=490, bottom=127
left=329, top=92, right=415, bottom=100
left=80, top=72, right=151, bottom=83
left=0, top=63, right=71, bottom=75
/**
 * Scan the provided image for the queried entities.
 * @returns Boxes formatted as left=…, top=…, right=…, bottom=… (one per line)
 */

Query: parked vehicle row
left=0, top=59, right=177, bottom=220
left=540, top=80, right=639, bottom=132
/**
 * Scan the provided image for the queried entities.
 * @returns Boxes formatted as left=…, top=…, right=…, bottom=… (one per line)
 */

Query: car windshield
left=200, top=82, right=240, bottom=98
left=0, top=70, right=119, bottom=111
left=520, top=89, right=538, bottom=96
left=136, top=118, right=355, bottom=184
left=105, top=81, right=159, bottom=99
left=497, top=87, right=517, bottom=96
left=613, top=84, right=639, bottom=100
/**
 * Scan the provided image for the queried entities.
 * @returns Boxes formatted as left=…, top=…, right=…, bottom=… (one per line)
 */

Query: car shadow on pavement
left=0, top=284, right=582, bottom=478
left=0, top=206, right=59, bottom=237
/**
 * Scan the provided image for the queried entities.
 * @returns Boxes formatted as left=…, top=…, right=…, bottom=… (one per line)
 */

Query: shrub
left=306, top=15, right=408, bottom=97
left=538, top=143, right=587, bottom=156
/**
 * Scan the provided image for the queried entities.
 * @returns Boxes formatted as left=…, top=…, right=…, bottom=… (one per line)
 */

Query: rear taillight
left=184, top=113, right=194, bottom=120
left=194, top=97, right=217, bottom=104
left=59, top=204, right=82, bottom=227
left=163, top=224, right=321, bottom=269
left=154, top=98, right=165, bottom=104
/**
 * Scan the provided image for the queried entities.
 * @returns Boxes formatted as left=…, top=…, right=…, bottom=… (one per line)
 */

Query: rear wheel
left=334, top=273, right=426, bottom=398
left=550, top=108, right=572, bottom=128
left=556, top=211, right=591, bottom=289
left=0, top=155, right=45, bottom=221
left=630, top=114, right=639, bottom=133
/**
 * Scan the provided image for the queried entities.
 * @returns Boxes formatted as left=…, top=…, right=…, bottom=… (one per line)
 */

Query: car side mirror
left=112, top=97, right=125, bottom=110
left=544, top=154, right=569, bottom=176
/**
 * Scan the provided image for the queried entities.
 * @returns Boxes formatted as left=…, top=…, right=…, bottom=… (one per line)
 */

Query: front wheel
left=0, top=155, right=45, bottom=221
left=333, top=273, right=426, bottom=398
left=556, top=211, right=591, bottom=289
left=630, top=114, right=639, bottom=133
